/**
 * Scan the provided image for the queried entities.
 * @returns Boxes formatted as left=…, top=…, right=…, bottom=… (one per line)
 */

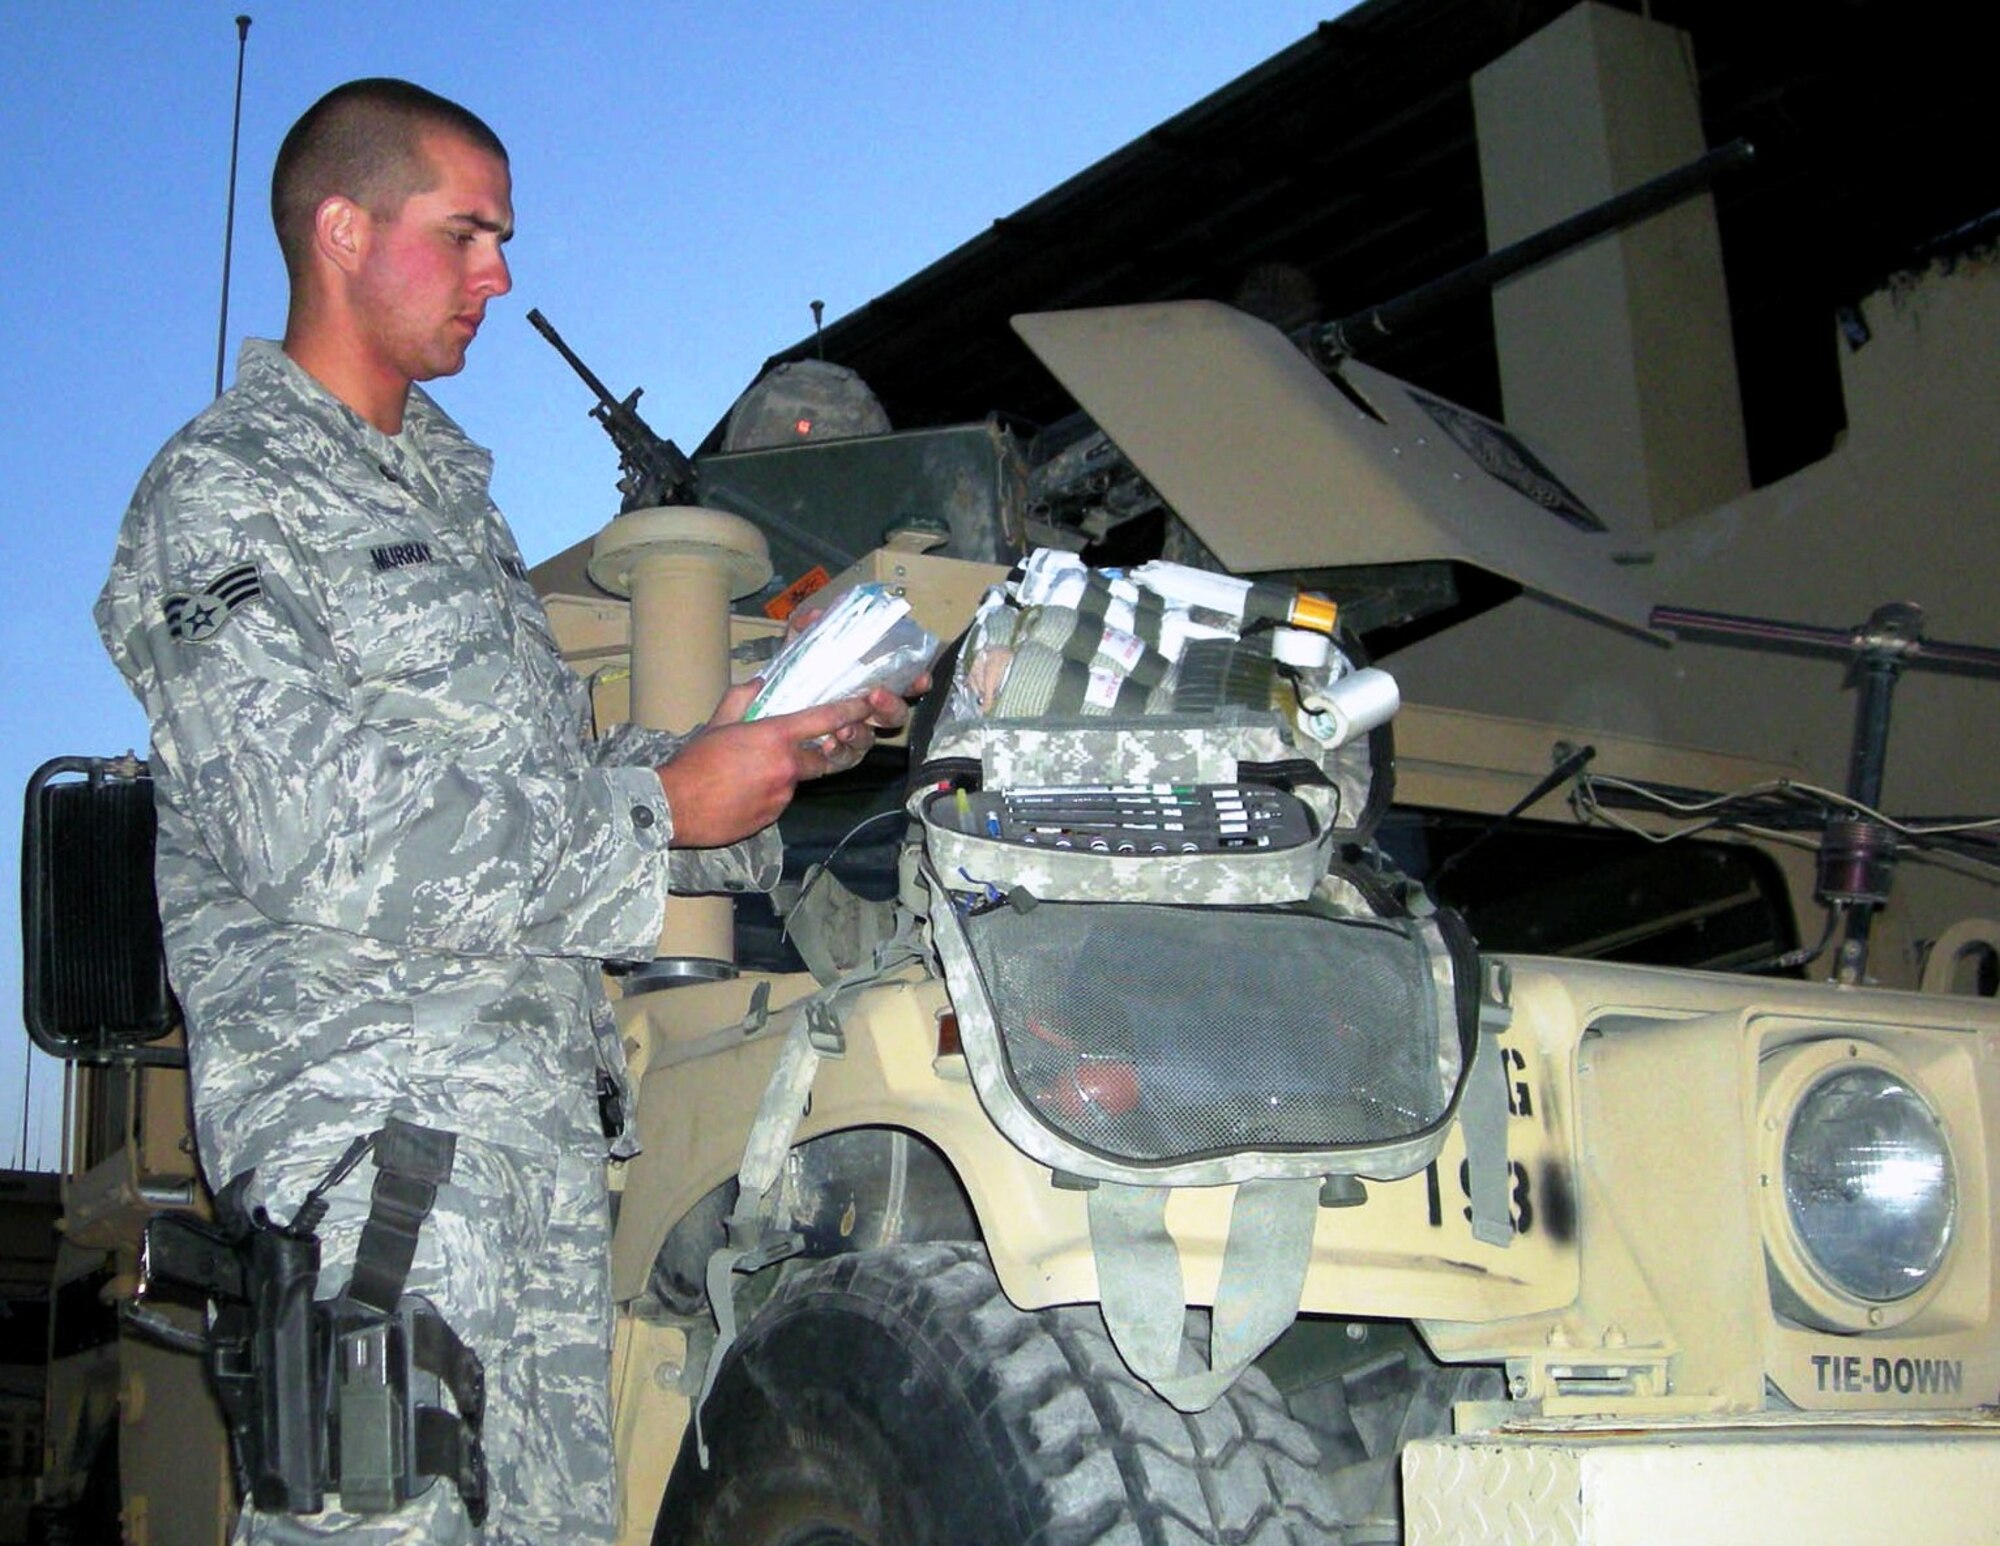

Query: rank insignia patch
left=164, top=562, right=264, bottom=643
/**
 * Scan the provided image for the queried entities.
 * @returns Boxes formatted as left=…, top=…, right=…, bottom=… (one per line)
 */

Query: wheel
left=655, top=1241, right=1347, bottom=1545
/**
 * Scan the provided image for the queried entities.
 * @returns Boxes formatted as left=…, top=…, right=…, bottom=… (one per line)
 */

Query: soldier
left=94, top=78, right=906, bottom=1543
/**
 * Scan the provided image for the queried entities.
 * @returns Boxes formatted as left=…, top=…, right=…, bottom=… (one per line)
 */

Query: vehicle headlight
left=1783, top=1065, right=1956, bottom=1303
left=1759, top=1037, right=1961, bottom=1332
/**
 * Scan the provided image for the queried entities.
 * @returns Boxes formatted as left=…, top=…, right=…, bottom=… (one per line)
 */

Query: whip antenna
left=214, top=15, right=253, bottom=399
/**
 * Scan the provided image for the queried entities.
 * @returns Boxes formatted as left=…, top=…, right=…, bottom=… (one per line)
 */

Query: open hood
left=1012, top=301, right=1655, bottom=636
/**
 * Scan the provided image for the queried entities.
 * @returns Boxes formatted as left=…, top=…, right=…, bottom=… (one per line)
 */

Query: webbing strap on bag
left=694, top=1015, right=819, bottom=1465
left=694, top=922, right=925, bottom=1464
left=1087, top=1175, right=1320, bottom=1412
left=1462, top=980, right=1516, bottom=1248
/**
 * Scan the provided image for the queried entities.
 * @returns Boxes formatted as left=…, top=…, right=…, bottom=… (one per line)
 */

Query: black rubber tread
left=657, top=1241, right=1347, bottom=1546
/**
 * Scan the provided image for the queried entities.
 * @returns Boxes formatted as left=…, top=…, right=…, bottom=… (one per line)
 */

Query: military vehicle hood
left=1013, top=301, right=1654, bottom=634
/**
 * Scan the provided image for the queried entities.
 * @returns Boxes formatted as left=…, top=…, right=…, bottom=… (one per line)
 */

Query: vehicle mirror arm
left=1651, top=601, right=2000, bottom=983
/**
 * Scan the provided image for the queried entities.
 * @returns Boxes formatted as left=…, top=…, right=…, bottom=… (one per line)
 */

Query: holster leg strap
left=346, top=1119, right=456, bottom=1316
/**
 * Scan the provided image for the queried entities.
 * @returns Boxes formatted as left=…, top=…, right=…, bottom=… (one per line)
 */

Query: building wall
left=1389, top=254, right=2000, bottom=983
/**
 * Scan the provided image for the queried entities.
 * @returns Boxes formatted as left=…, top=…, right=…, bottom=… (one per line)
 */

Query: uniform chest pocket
left=325, top=546, right=509, bottom=684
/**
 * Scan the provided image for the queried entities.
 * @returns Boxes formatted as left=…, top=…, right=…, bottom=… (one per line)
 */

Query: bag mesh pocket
left=960, top=900, right=1454, bottom=1165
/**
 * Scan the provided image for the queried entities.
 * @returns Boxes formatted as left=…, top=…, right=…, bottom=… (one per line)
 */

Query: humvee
left=24, top=295, right=2000, bottom=1545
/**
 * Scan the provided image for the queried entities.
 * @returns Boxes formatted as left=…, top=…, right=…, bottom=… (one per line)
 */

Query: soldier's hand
left=810, top=679, right=926, bottom=768
left=764, top=679, right=923, bottom=777
left=657, top=688, right=898, bottom=847
left=727, top=669, right=926, bottom=767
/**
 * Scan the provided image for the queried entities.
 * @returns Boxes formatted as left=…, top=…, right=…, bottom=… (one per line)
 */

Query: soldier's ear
left=313, top=195, right=367, bottom=275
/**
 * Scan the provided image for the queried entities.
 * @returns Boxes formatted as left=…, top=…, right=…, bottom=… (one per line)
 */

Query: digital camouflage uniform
left=96, top=339, right=778, bottom=1543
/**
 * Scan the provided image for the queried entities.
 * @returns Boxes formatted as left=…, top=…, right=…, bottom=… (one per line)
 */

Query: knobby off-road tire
left=655, top=1241, right=1346, bottom=1545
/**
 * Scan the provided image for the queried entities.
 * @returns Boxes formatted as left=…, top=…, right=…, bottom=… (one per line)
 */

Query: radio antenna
left=213, top=15, right=253, bottom=399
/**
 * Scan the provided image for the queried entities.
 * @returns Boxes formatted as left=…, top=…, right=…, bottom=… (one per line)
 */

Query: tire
left=655, top=1241, right=1347, bottom=1546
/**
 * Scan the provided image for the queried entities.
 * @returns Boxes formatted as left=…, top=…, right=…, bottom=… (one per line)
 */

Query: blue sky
left=0, top=2, right=1346, bottom=1167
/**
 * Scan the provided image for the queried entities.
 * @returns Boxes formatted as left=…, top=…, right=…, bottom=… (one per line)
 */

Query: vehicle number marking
left=1422, top=1156, right=1536, bottom=1237
left=1504, top=1046, right=1533, bottom=1118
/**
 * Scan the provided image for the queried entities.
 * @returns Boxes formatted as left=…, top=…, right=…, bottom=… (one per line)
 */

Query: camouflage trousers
left=233, top=1133, right=617, bottom=1545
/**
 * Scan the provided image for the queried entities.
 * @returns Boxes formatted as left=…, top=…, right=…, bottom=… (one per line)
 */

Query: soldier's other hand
left=701, top=677, right=896, bottom=759
left=805, top=681, right=926, bottom=770
left=786, top=684, right=920, bottom=777
left=656, top=691, right=885, bottom=847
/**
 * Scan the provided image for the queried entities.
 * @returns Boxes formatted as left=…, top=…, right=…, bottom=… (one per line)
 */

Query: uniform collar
left=231, top=338, right=495, bottom=502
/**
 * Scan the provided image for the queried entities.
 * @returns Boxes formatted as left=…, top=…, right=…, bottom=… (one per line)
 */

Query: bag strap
left=1462, top=967, right=1516, bottom=1248
left=693, top=920, right=926, bottom=1463
left=1087, top=1175, right=1320, bottom=1412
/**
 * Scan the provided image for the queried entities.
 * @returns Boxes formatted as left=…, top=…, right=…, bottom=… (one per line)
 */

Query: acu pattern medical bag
left=908, top=552, right=1499, bottom=1407
left=912, top=549, right=1479, bottom=1188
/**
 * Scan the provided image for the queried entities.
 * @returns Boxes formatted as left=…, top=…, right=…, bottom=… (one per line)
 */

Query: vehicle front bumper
left=1403, top=1412, right=2000, bottom=1545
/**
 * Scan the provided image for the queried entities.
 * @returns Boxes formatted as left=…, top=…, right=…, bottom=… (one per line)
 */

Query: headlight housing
left=1760, top=1042, right=1957, bottom=1331
left=1785, top=1065, right=1955, bottom=1299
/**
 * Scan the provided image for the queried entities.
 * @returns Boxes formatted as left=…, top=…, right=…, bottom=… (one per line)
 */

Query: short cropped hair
left=271, top=78, right=507, bottom=281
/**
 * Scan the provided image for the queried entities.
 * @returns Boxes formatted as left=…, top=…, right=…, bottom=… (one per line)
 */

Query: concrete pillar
left=1473, top=1, right=1749, bottom=530
left=589, top=506, right=772, bottom=978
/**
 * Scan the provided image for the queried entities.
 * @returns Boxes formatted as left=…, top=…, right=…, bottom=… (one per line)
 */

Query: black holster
left=326, top=1293, right=488, bottom=1520
left=136, top=1119, right=488, bottom=1525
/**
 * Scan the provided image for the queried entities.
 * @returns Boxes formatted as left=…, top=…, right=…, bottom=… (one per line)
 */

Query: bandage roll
left=992, top=640, right=1063, bottom=717
left=1309, top=667, right=1400, bottom=748
left=1130, top=560, right=1338, bottom=638
left=1270, top=627, right=1332, bottom=670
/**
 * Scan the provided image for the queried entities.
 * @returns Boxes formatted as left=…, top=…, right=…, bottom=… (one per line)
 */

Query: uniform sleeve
left=591, top=719, right=687, bottom=769
left=98, top=446, right=675, bottom=963
left=590, top=720, right=784, bottom=896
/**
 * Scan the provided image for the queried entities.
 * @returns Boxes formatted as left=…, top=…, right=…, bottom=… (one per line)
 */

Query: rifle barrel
left=1315, top=138, right=1754, bottom=360
left=527, top=307, right=624, bottom=410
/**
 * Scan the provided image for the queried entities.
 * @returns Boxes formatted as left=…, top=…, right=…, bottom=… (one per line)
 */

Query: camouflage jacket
left=96, top=340, right=778, bottom=1186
